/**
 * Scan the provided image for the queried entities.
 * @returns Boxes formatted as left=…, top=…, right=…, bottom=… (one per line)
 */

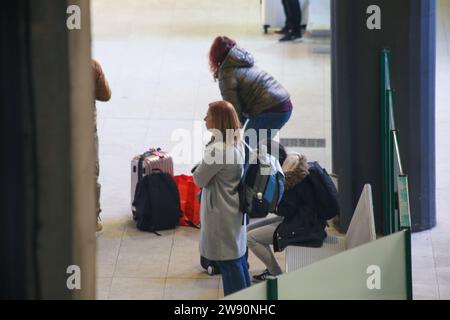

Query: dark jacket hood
left=221, top=46, right=254, bottom=69
left=284, top=155, right=310, bottom=190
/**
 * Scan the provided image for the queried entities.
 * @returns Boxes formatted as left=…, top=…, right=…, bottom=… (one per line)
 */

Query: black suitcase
left=200, top=256, right=221, bottom=276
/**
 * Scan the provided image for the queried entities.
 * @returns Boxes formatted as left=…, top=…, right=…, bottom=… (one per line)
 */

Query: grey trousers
left=247, top=216, right=283, bottom=276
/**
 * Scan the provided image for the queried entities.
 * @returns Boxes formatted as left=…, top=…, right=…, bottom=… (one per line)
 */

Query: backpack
left=133, top=170, right=182, bottom=234
left=307, top=162, right=340, bottom=221
left=240, top=147, right=285, bottom=218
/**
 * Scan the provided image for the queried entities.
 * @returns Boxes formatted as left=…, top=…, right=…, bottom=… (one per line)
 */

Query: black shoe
left=279, top=32, right=302, bottom=42
left=252, top=269, right=273, bottom=283
left=275, top=27, right=289, bottom=35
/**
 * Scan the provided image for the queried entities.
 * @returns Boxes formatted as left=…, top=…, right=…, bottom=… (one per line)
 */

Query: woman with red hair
left=208, top=36, right=293, bottom=156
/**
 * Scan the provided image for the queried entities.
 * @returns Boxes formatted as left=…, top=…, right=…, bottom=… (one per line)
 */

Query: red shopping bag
left=173, top=175, right=200, bottom=228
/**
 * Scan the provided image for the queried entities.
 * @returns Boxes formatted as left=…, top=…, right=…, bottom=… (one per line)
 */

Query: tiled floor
left=410, top=0, right=450, bottom=300
left=92, top=0, right=450, bottom=300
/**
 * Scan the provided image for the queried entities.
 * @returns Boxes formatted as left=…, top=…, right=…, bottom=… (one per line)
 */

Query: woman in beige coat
left=192, top=101, right=250, bottom=296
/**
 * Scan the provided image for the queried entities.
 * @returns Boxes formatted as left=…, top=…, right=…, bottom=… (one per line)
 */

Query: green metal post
left=266, top=277, right=278, bottom=300
left=404, top=228, right=413, bottom=300
left=381, top=48, right=394, bottom=235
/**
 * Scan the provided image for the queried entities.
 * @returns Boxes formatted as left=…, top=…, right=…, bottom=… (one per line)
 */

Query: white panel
left=346, top=184, right=377, bottom=249
left=278, top=231, right=407, bottom=300
left=285, top=235, right=346, bottom=272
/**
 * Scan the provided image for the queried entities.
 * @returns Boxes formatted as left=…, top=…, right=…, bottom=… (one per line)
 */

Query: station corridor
left=92, top=0, right=450, bottom=300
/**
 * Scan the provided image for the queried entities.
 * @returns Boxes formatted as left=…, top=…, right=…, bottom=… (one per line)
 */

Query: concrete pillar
left=331, top=0, right=436, bottom=233
left=0, top=0, right=95, bottom=299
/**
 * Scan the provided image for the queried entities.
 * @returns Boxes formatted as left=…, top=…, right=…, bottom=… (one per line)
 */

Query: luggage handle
left=140, top=148, right=166, bottom=159
left=148, top=147, right=166, bottom=158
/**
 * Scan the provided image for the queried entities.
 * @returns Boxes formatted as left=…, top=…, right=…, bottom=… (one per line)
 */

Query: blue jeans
left=244, top=110, right=292, bottom=160
left=216, top=255, right=251, bottom=296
